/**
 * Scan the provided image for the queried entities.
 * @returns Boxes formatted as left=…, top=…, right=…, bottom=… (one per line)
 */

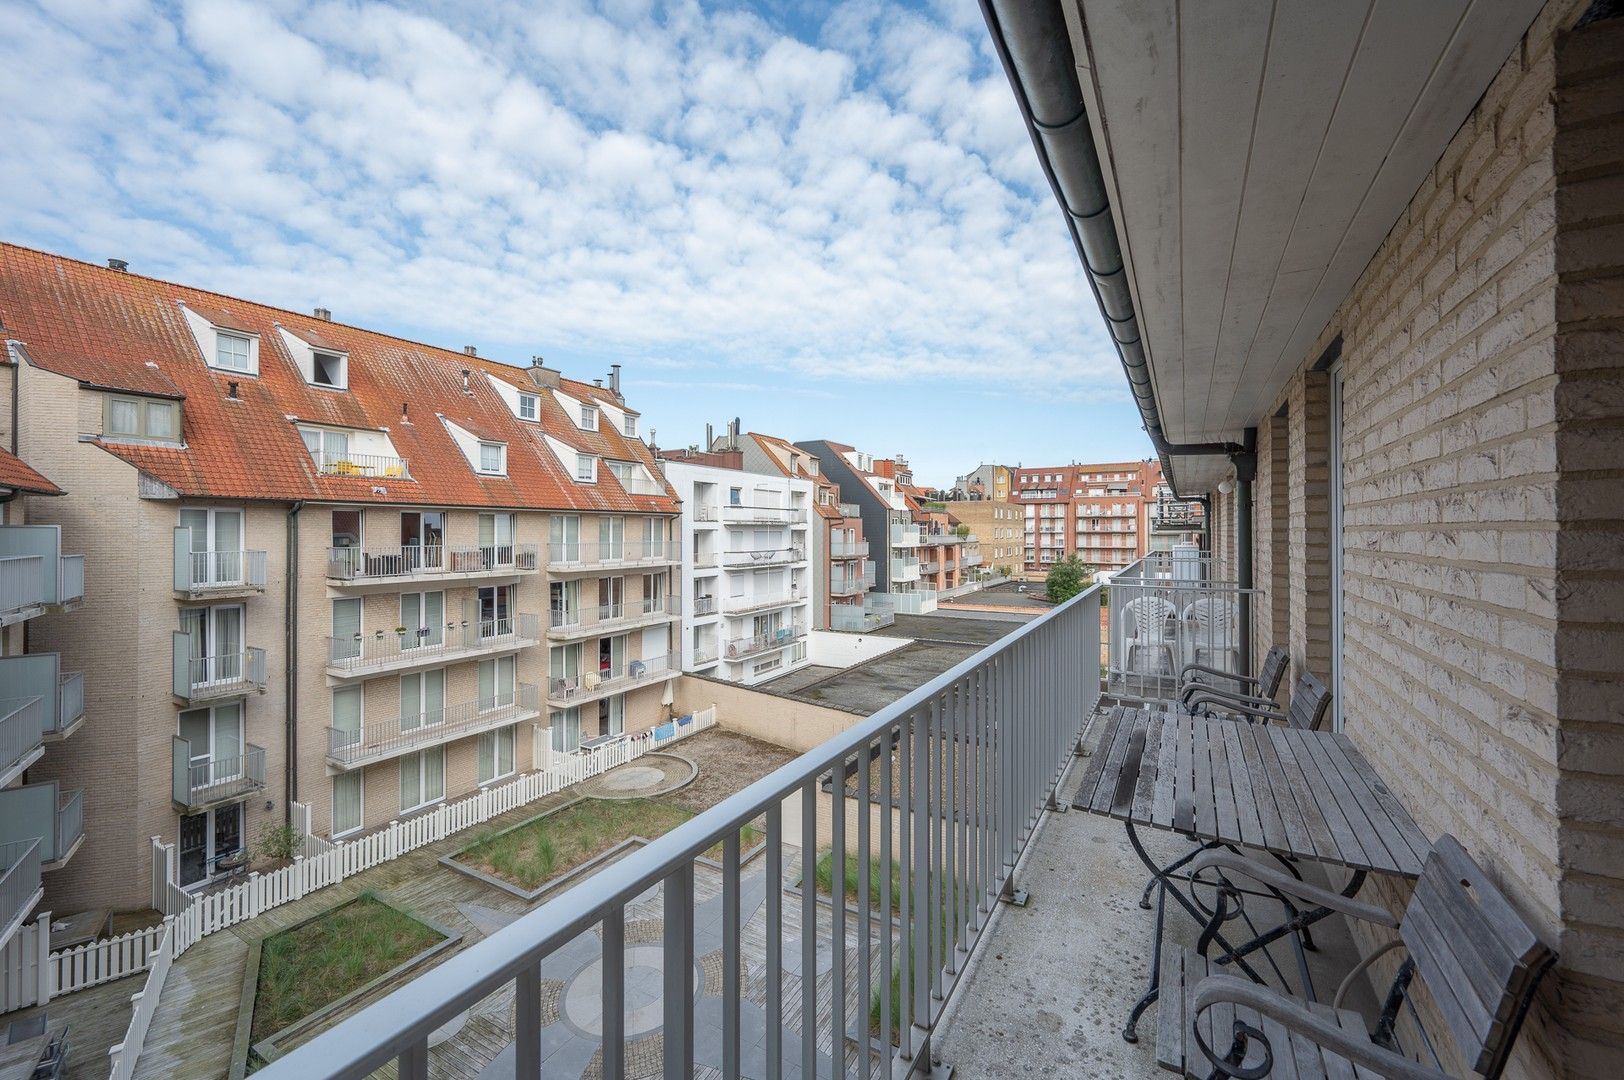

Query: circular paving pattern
left=577, top=753, right=697, bottom=800
left=559, top=944, right=698, bottom=1038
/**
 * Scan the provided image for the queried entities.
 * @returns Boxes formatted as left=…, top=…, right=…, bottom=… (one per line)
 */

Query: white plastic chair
left=1122, top=595, right=1178, bottom=675
left=1182, top=596, right=1239, bottom=675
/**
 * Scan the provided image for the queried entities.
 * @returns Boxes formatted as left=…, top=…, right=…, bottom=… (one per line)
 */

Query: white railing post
left=35, top=909, right=52, bottom=1004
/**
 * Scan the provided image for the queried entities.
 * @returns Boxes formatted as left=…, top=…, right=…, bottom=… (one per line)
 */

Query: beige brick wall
left=1246, top=4, right=1622, bottom=1074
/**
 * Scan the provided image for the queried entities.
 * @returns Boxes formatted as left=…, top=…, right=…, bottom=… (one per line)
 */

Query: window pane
left=333, top=773, right=362, bottom=835
left=576, top=455, right=593, bottom=481
left=145, top=402, right=175, bottom=438
left=401, top=753, right=421, bottom=809
left=518, top=394, right=537, bottom=420
left=333, top=685, right=362, bottom=737
left=478, top=732, right=494, bottom=783
left=109, top=398, right=139, bottom=434
left=216, top=333, right=250, bottom=370
left=479, top=443, right=502, bottom=472
left=425, top=748, right=444, bottom=800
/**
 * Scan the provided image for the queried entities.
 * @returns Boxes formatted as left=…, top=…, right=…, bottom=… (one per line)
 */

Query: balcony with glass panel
left=0, top=653, right=85, bottom=750
left=722, top=622, right=807, bottom=661
left=830, top=540, right=869, bottom=559
left=327, top=683, right=542, bottom=770
left=327, top=543, right=539, bottom=590
left=171, top=635, right=267, bottom=703
left=173, top=527, right=267, bottom=599
left=0, top=780, right=83, bottom=870
left=720, top=504, right=798, bottom=526
left=720, top=546, right=806, bottom=569
left=0, top=524, right=84, bottom=623
left=326, top=612, right=541, bottom=681
left=171, top=737, right=266, bottom=811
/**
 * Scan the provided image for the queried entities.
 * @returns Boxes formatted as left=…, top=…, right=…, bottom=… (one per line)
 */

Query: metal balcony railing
left=55, top=670, right=84, bottom=735
left=690, top=647, right=720, bottom=666
left=172, top=741, right=266, bottom=809
left=171, top=640, right=267, bottom=702
left=0, top=781, right=82, bottom=865
left=327, top=613, right=541, bottom=677
left=692, top=596, right=718, bottom=616
left=547, top=597, right=681, bottom=638
left=546, top=539, right=675, bottom=570
left=174, top=531, right=268, bottom=595
left=723, top=623, right=806, bottom=660
left=327, top=684, right=542, bottom=768
left=830, top=540, right=869, bottom=559
left=721, top=504, right=798, bottom=525
left=0, top=525, right=85, bottom=615
left=310, top=450, right=411, bottom=479
left=327, top=544, right=539, bottom=582
left=0, top=554, right=46, bottom=620
left=0, top=697, right=47, bottom=783
left=253, top=585, right=1103, bottom=1080
left=830, top=576, right=865, bottom=597
left=1106, top=551, right=1254, bottom=701
left=0, top=839, right=42, bottom=942
left=721, top=546, right=805, bottom=568
left=723, top=594, right=803, bottom=616
left=55, top=788, right=82, bottom=863
left=56, top=555, right=84, bottom=606
left=546, top=656, right=674, bottom=707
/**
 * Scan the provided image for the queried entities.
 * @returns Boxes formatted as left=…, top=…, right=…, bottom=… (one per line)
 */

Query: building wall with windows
left=1009, top=460, right=1167, bottom=577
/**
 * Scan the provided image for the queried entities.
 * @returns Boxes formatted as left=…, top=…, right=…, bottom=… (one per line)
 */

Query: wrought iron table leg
left=1139, top=840, right=1214, bottom=910
left=1124, top=875, right=1167, bottom=1043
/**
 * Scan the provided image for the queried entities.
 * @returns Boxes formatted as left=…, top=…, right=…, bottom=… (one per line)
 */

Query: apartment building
left=657, top=449, right=813, bottom=686
left=0, top=452, right=86, bottom=951
left=0, top=244, right=681, bottom=911
left=720, top=429, right=874, bottom=632
left=947, top=500, right=1021, bottom=574
left=952, top=462, right=1011, bottom=501
left=1010, top=459, right=1176, bottom=576
left=798, top=441, right=937, bottom=615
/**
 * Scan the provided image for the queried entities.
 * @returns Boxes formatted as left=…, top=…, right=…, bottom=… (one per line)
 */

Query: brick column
left=1288, top=370, right=1333, bottom=683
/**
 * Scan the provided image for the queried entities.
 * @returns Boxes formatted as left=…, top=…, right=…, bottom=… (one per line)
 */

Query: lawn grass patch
left=812, top=848, right=902, bottom=913
left=250, top=894, right=444, bottom=1045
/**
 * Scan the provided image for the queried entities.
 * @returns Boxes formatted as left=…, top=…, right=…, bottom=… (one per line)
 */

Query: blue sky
left=0, top=0, right=1151, bottom=488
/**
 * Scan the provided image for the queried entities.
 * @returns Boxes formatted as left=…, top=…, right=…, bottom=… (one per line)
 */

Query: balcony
left=171, top=637, right=267, bottom=703
left=171, top=740, right=266, bottom=810
left=920, top=559, right=941, bottom=575
left=173, top=530, right=268, bottom=598
left=830, top=602, right=893, bottom=632
left=830, top=575, right=865, bottom=598
left=310, top=450, right=410, bottom=480
left=837, top=502, right=862, bottom=517
left=0, top=781, right=83, bottom=869
left=723, top=593, right=804, bottom=617
left=0, top=839, right=42, bottom=948
left=0, top=525, right=84, bottom=622
left=693, top=505, right=719, bottom=524
left=721, top=546, right=806, bottom=569
left=327, top=613, right=541, bottom=680
left=690, top=647, right=720, bottom=668
left=890, top=557, right=920, bottom=583
left=863, top=562, right=878, bottom=587
left=892, top=589, right=938, bottom=615
left=721, top=504, right=798, bottom=525
left=547, top=596, right=681, bottom=641
left=0, top=695, right=47, bottom=790
left=253, top=588, right=1103, bottom=1080
left=919, top=530, right=957, bottom=547
left=722, top=622, right=806, bottom=661
left=692, top=596, right=719, bottom=617
left=963, top=551, right=984, bottom=567
left=830, top=540, right=869, bottom=559
left=546, top=540, right=677, bottom=575
left=327, top=684, right=543, bottom=769
left=327, top=544, right=539, bottom=589
left=693, top=551, right=719, bottom=569
left=890, top=523, right=922, bottom=547
left=0, top=653, right=85, bottom=748
left=545, top=656, right=674, bottom=709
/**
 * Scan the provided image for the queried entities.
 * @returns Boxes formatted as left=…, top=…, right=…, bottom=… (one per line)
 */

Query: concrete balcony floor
left=934, top=715, right=1376, bottom=1078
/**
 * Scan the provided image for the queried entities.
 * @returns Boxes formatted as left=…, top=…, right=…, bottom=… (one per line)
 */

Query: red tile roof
left=0, top=243, right=678, bottom=513
left=0, top=448, right=63, bottom=496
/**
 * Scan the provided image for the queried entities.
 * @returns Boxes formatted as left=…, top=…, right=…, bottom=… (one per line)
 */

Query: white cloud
left=0, top=0, right=1121, bottom=395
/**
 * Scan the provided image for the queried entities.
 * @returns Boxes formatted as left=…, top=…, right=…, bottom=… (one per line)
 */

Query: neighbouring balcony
left=310, top=449, right=410, bottom=479
left=547, top=540, right=677, bottom=574
left=0, top=653, right=85, bottom=748
left=690, top=646, right=720, bottom=667
left=327, top=544, right=539, bottom=588
left=694, top=550, right=719, bottom=569
left=723, top=593, right=804, bottom=617
left=1106, top=552, right=1251, bottom=701
left=830, top=602, right=893, bottom=632
left=890, top=523, right=922, bottom=547
left=721, top=546, right=806, bottom=569
left=721, top=504, right=799, bottom=525
left=0, top=525, right=84, bottom=623
left=891, top=557, right=920, bottom=583
left=830, top=540, right=869, bottom=559
left=722, top=622, right=806, bottom=661
left=0, top=781, right=83, bottom=869
left=830, top=575, right=866, bottom=598
left=963, top=551, right=984, bottom=567
left=171, top=637, right=267, bottom=703
left=546, top=655, right=675, bottom=708
left=327, top=684, right=543, bottom=769
left=0, top=695, right=47, bottom=789
left=863, top=562, right=878, bottom=587
left=173, top=530, right=268, bottom=598
left=892, top=589, right=939, bottom=615
left=327, top=613, right=542, bottom=680
left=611, top=473, right=670, bottom=497
left=837, top=502, right=862, bottom=517
left=548, top=596, right=682, bottom=641
left=693, top=505, right=720, bottom=524
left=692, top=596, right=719, bottom=617
left=920, top=559, right=941, bottom=575
left=171, top=740, right=266, bottom=811
left=0, top=839, right=42, bottom=947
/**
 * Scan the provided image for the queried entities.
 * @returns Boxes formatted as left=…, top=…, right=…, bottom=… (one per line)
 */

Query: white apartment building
left=659, top=457, right=813, bottom=686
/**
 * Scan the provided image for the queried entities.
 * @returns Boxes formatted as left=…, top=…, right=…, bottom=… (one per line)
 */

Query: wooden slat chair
left=1178, top=645, right=1289, bottom=710
left=1184, top=668, right=1333, bottom=733
left=1156, top=835, right=1556, bottom=1080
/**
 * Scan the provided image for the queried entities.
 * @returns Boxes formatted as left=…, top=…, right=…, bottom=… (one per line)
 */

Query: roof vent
left=107, top=259, right=128, bottom=272
left=401, top=402, right=410, bottom=424
left=227, top=381, right=239, bottom=400
left=461, top=369, right=473, bottom=395
left=313, top=307, right=331, bottom=321
left=593, top=378, right=603, bottom=387
left=464, top=346, right=477, bottom=356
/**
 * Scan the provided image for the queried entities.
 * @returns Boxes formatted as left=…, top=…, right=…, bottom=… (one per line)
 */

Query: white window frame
left=399, top=747, right=446, bottom=812
left=517, top=393, right=539, bottom=422
left=477, top=441, right=507, bottom=476
left=622, top=415, right=637, bottom=437
left=332, top=771, right=364, bottom=838
left=311, top=350, right=348, bottom=390
left=213, top=331, right=255, bottom=374
left=478, top=724, right=517, bottom=786
left=580, top=405, right=598, bottom=431
left=575, top=454, right=597, bottom=483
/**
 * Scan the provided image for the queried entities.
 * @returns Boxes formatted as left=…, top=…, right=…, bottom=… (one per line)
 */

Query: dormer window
left=215, top=332, right=253, bottom=373
left=104, top=393, right=181, bottom=445
left=622, top=415, right=636, bottom=437
left=477, top=442, right=506, bottom=476
left=575, top=454, right=597, bottom=482
left=580, top=405, right=598, bottom=431
left=312, top=351, right=347, bottom=389
left=518, top=393, right=539, bottom=421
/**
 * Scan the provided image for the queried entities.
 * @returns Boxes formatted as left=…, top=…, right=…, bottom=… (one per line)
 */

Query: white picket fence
left=0, top=913, right=167, bottom=1013
left=107, top=919, right=173, bottom=1080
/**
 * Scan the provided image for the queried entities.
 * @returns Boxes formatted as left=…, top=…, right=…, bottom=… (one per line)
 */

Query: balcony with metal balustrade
left=326, top=613, right=542, bottom=680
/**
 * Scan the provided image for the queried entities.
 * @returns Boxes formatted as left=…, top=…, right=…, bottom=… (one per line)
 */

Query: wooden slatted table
left=1073, top=704, right=1429, bottom=1045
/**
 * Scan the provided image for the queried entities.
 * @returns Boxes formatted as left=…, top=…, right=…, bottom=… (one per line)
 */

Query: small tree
left=1045, top=554, right=1093, bottom=603
left=953, top=524, right=970, bottom=538
left=996, top=564, right=1014, bottom=578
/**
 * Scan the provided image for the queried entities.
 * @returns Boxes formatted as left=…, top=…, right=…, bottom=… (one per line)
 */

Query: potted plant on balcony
left=394, top=625, right=409, bottom=642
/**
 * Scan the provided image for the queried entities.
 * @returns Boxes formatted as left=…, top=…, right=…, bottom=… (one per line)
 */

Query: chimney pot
left=107, top=258, right=128, bottom=272
left=461, top=369, right=472, bottom=394
left=464, top=346, right=477, bottom=356
left=593, top=378, right=603, bottom=387
left=313, top=307, right=331, bottom=321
